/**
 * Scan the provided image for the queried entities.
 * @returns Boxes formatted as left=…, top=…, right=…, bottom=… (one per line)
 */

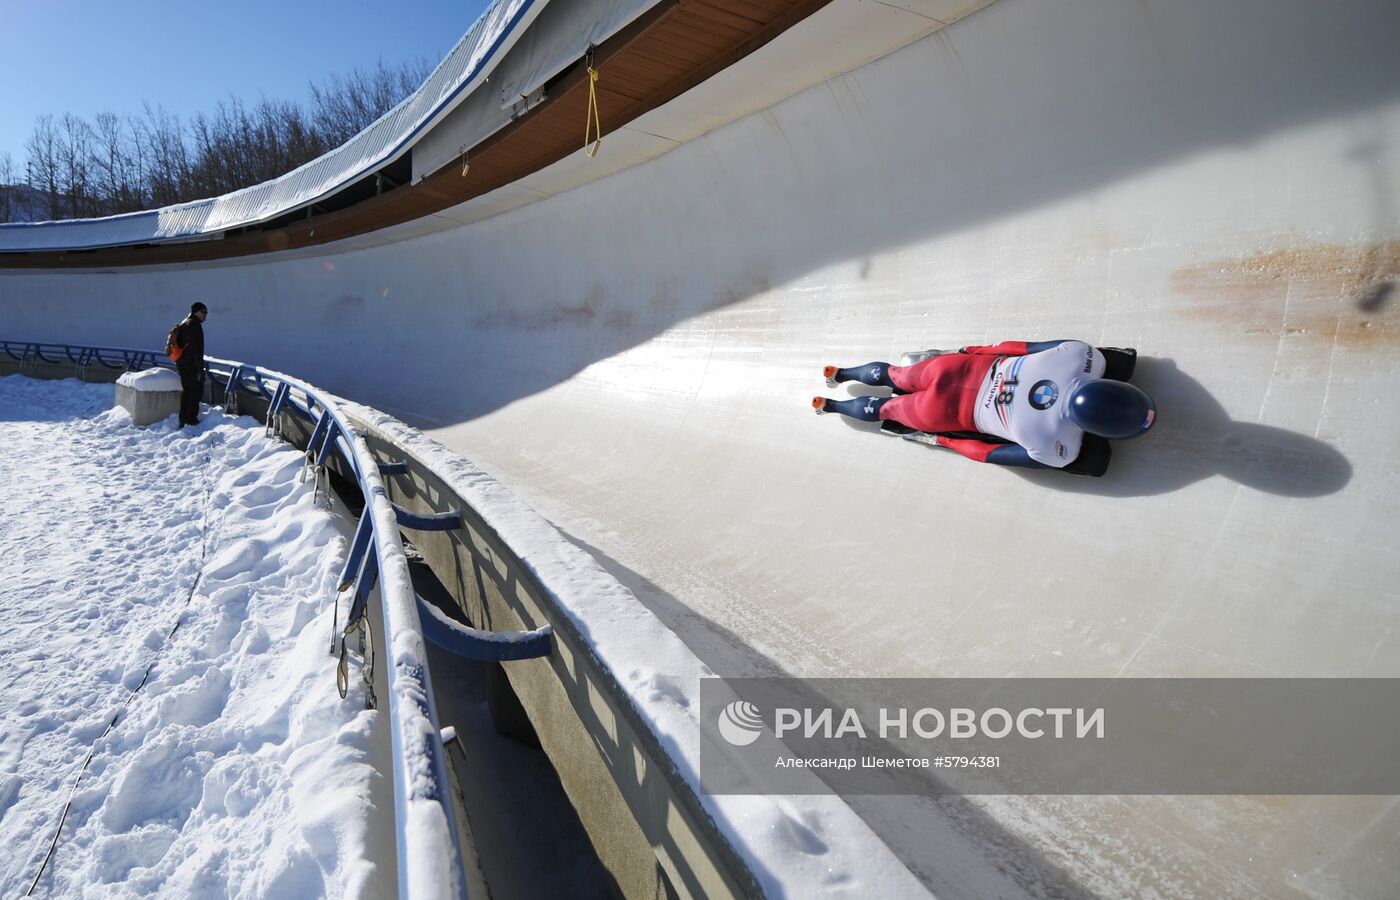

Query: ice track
left=3, top=0, right=1400, bottom=895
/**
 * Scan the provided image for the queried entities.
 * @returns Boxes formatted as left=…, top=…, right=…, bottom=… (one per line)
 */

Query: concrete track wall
left=5, top=0, right=1400, bottom=895
left=354, top=418, right=758, bottom=900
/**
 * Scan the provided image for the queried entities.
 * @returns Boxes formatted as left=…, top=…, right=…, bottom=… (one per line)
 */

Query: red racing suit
left=880, top=340, right=1106, bottom=467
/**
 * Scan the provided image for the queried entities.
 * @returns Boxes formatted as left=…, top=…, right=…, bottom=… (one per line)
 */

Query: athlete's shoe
left=812, top=396, right=828, bottom=415
left=823, top=365, right=840, bottom=388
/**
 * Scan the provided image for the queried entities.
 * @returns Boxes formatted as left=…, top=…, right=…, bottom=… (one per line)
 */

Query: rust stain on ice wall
left=1172, top=241, right=1400, bottom=350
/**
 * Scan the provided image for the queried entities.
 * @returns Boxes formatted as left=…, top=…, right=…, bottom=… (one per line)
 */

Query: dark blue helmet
left=1068, top=380, right=1156, bottom=439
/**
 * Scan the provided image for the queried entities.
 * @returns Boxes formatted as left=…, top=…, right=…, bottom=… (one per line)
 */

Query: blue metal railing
left=2, top=340, right=166, bottom=380
left=1, top=340, right=553, bottom=900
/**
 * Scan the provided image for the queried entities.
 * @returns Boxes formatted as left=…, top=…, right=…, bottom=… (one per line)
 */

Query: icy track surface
left=3, top=1, right=1399, bottom=895
left=0, top=376, right=388, bottom=898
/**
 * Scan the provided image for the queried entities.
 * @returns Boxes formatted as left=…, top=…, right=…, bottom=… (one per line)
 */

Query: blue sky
left=1, top=0, right=493, bottom=169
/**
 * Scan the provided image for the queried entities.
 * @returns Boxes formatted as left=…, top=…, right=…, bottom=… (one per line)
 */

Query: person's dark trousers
left=177, top=364, right=202, bottom=426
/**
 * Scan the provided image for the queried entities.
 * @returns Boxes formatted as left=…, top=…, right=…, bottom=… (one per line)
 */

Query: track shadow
left=126, top=0, right=1400, bottom=432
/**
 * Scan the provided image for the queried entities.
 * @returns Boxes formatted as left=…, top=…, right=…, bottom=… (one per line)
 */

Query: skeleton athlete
left=813, top=340, right=1155, bottom=473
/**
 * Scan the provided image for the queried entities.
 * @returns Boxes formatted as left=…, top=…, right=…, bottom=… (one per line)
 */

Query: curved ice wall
left=4, top=0, right=1399, bottom=896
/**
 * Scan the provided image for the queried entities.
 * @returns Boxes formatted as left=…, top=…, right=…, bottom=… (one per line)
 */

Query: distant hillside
left=0, top=184, right=58, bottom=224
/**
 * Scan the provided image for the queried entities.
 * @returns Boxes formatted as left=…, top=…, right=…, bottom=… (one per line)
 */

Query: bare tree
left=93, top=111, right=146, bottom=214
left=12, top=56, right=428, bottom=222
left=25, top=115, right=62, bottom=221
left=310, top=57, right=431, bottom=148
left=56, top=113, right=96, bottom=217
left=137, top=102, right=190, bottom=208
left=187, top=94, right=322, bottom=197
left=0, top=151, right=15, bottom=223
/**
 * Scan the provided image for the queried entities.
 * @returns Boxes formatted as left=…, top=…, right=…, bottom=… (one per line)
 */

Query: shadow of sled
left=1016, top=357, right=1353, bottom=498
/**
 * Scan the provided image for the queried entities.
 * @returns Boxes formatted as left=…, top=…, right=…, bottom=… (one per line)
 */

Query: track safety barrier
left=2, top=340, right=164, bottom=379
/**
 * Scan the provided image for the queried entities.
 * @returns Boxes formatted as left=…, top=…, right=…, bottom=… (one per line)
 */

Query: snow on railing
left=2, top=340, right=553, bottom=900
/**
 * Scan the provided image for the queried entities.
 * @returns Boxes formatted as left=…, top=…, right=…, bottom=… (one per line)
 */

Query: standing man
left=175, top=302, right=208, bottom=427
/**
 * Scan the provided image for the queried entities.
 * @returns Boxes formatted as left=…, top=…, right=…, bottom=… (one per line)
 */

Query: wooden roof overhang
left=2, top=0, right=833, bottom=269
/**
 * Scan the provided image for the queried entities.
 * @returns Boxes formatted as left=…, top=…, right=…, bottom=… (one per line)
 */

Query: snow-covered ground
left=0, top=375, right=389, bottom=898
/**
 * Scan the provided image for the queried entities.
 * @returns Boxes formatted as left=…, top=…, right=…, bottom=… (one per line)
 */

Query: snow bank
left=0, top=375, right=390, bottom=899
left=212, top=358, right=466, bottom=900
left=115, top=367, right=182, bottom=392
left=336, top=399, right=927, bottom=899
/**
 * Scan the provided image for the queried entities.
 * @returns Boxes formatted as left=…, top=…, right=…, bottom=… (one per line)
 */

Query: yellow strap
left=584, top=65, right=602, bottom=158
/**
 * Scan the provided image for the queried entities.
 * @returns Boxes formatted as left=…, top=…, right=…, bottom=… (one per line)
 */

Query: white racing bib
left=971, top=341, right=1106, bottom=467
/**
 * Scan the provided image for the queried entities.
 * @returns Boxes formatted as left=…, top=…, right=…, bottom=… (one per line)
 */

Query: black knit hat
left=191, top=302, right=208, bottom=314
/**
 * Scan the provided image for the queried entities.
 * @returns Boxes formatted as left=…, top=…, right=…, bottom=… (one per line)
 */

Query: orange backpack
left=165, top=322, right=184, bottom=362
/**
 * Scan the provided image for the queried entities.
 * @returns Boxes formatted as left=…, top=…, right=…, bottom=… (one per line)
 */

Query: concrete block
left=115, top=382, right=181, bottom=426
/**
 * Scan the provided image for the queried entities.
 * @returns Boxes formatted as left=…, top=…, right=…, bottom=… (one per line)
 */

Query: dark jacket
left=176, top=316, right=204, bottom=372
